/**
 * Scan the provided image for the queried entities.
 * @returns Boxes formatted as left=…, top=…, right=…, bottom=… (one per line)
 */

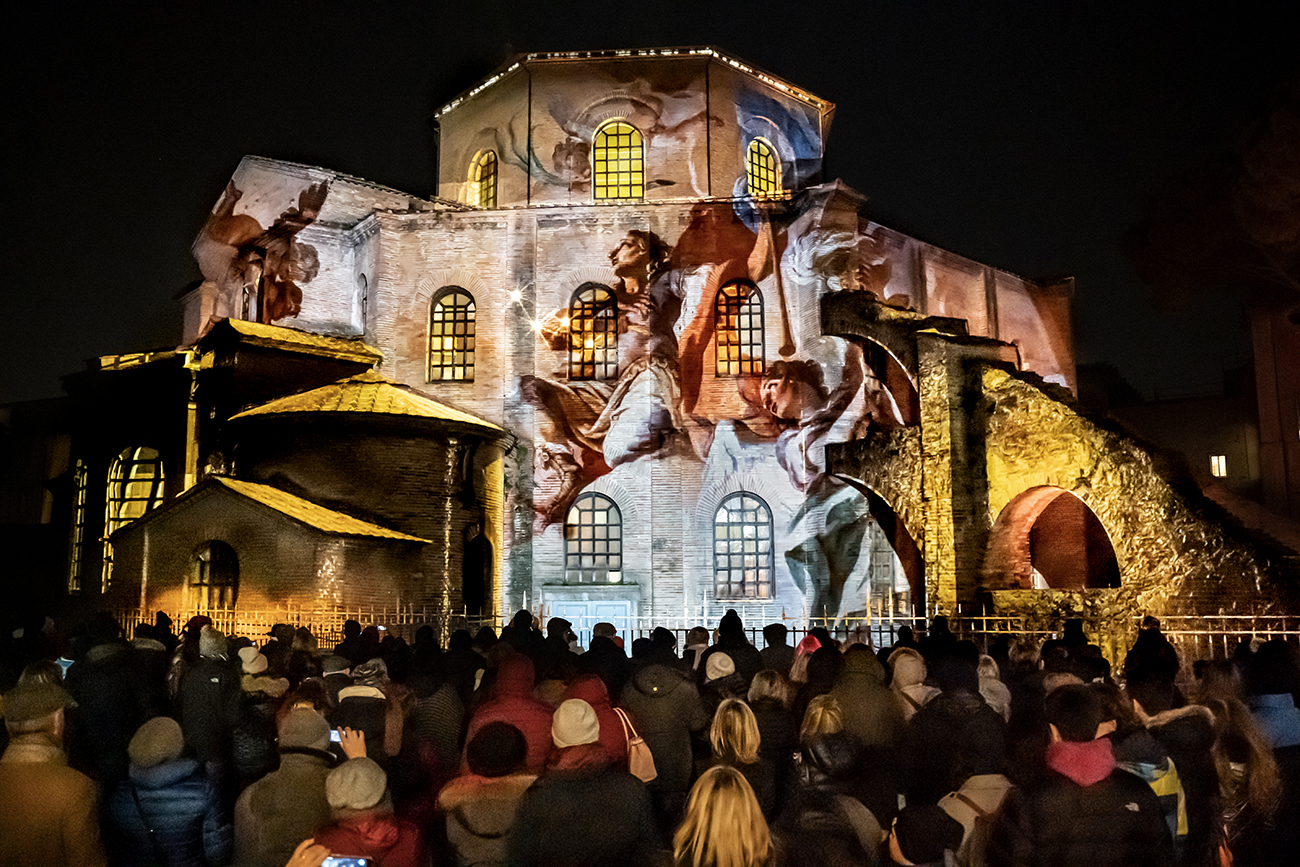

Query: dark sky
left=3, top=1, right=1294, bottom=404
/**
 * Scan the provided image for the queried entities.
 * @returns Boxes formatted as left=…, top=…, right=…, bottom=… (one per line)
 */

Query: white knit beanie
left=552, top=698, right=600, bottom=748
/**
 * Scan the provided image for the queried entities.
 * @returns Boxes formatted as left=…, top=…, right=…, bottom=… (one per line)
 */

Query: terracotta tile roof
left=219, top=320, right=383, bottom=363
left=230, top=370, right=505, bottom=433
left=214, top=477, right=429, bottom=542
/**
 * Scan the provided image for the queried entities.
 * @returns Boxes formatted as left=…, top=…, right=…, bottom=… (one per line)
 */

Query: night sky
left=4, top=2, right=1294, bottom=404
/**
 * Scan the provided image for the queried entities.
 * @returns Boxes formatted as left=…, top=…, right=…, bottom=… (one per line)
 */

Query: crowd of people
left=1, top=608, right=1298, bottom=867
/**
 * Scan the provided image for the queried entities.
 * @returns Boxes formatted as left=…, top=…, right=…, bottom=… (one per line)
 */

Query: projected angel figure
left=521, top=230, right=687, bottom=524
left=194, top=179, right=327, bottom=326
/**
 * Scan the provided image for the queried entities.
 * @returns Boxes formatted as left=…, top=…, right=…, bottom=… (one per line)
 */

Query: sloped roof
left=230, top=369, right=505, bottom=434
left=205, top=319, right=383, bottom=364
left=212, top=477, right=429, bottom=541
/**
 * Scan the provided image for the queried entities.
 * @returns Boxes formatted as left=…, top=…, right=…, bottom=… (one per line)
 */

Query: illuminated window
left=67, top=459, right=87, bottom=594
left=428, top=287, right=475, bottom=381
left=715, top=281, right=765, bottom=375
left=102, top=446, right=165, bottom=592
left=467, top=150, right=498, bottom=209
left=714, top=492, right=774, bottom=599
left=189, top=541, right=238, bottom=610
left=746, top=137, right=780, bottom=197
left=592, top=120, right=644, bottom=201
left=568, top=282, right=618, bottom=380
left=1210, top=454, right=1227, bottom=477
left=565, top=493, right=622, bottom=583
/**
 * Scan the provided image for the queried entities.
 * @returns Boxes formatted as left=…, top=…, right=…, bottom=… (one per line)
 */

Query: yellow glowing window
left=746, top=137, right=780, bottom=197
left=468, top=150, right=498, bottom=209
left=715, top=281, right=765, bottom=376
left=1210, top=454, right=1227, bottom=477
left=428, top=287, right=475, bottom=382
left=102, top=446, right=165, bottom=592
left=592, top=120, right=644, bottom=201
left=569, top=282, right=618, bottom=380
left=714, top=492, right=774, bottom=599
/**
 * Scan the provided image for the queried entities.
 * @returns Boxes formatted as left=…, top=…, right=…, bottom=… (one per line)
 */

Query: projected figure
left=193, top=179, right=327, bottom=326
left=764, top=341, right=902, bottom=625
left=521, top=230, right=686, bottom=524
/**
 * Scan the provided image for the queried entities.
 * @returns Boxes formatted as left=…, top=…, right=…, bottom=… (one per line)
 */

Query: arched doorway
left=833, top=476, right=925, bottom=618
left=188, top=541, right=239, bottom=610
left=984, top=487, right=1120, bottom=590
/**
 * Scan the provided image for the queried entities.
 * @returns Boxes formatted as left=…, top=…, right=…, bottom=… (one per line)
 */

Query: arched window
left=189, top=541, right=239, bottom=610
left=715, top=281, right=765, bottom=375
left=467, top=150, right=498, bottom=208
left=568, top=282, right=618, bottom=380
left=714, top=492, right=774, bottom=599
left=428, top=287, right=475, bottom=381
left=565, top=492, right=622, bottom=583
left=102, top=446, right=165, bottom=591
left=592, top=120, right=644, bottom=201
left=746, top=137, right=781, bottom=197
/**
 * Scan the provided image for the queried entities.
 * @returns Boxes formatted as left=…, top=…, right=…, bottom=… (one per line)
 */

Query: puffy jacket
left=619, top=663, right=710, bottom=793
left=314, top=810, right=425, bottom=867
left=105, top=758, right=231, bottom=867
left=561, top=674, right=628, bottom=766
left=437, top=772, right=537, bottom=867
left=464, top=655, right=555, bottom=773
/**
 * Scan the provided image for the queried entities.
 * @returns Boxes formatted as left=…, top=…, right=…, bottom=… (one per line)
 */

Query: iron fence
left=112, top=605, right=1299, bottom=664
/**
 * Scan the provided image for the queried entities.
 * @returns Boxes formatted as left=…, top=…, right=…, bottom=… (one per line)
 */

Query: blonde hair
left=710, top=699, right=761, bottom=765
left=799, top=694, right=843, bottom=743
left=977, top=654, right=1000, bottom=680
left=747, top=670, right=793, bottom=709
left=673, top=765, right=772, bottom=867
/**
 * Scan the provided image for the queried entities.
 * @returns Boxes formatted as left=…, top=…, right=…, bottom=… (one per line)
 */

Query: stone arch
left=984, top=486, right=1121, bottom=591
left=414, top=270, right=491, bottom=311
left=557, top=265, right=618, bottom=299
left=834, top=476, right=925, bottom=616
left=858, top=336, right=920, bottom=427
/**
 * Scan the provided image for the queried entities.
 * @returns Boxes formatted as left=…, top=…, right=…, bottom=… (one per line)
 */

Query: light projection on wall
left=193, top=179, right=327, bottom=326
left=512, top=200, right=915, bottom=624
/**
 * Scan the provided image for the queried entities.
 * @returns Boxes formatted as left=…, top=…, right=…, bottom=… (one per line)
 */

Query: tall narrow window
left=592, top=120, right=644, bottom=201
left=746, top=137, right=780, bottom=197
left=569, top=282, right=618, bottom=380
left=1210, top=454, right=1227, bottom=477
left=428, top=287, right=475, bottom=381
left=565, top=492, right=622, bottom=583
left=189, top=541, right=239, bottom=610
left=714, top=492, right=774, bottom=599
left=67, top=459, right=87, bottom=594
left=468, top=150, right=498, bottom=209
left=102, top=446, right=165, bottom=592
left=715, top=281, right=765, bottom=375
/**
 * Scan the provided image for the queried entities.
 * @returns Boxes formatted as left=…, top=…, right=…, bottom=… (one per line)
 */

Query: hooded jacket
left=438, top=772, right=537, bottom=867
left=464, top=655, right=554, bottom=773
left=233, top=746, right=335, bottom=867
left=988, top=738, right=1173, bottom=867
left=561, top=674, right=628, bottom=766
left=105, top=756, right=231, bottom=867
left=889, top=647, right=940, bottom=722
left=619, top=662, right=710, bottom=792
left=313, top=809, right=425, bottom=867
left=832, top=649, right=904, bottom=748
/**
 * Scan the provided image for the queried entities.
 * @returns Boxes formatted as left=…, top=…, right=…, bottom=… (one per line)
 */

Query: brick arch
left=984, top=486, right=1121, bottom=591
left=414, top=270, right=490, bottom=309
left=695, top=471, right=789, bottom=537
left=558, top=265, right=618, bottom=299
left=579, top=475, right=645, bottom=526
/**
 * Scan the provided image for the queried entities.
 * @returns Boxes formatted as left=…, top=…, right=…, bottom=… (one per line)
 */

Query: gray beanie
left=326, top=757, right=388, bottom=811
left=128, top=716, right=185, bottom=768
left=199, top=625, right=227, bottom=658
left=278, top=708, right=331, bottom=752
